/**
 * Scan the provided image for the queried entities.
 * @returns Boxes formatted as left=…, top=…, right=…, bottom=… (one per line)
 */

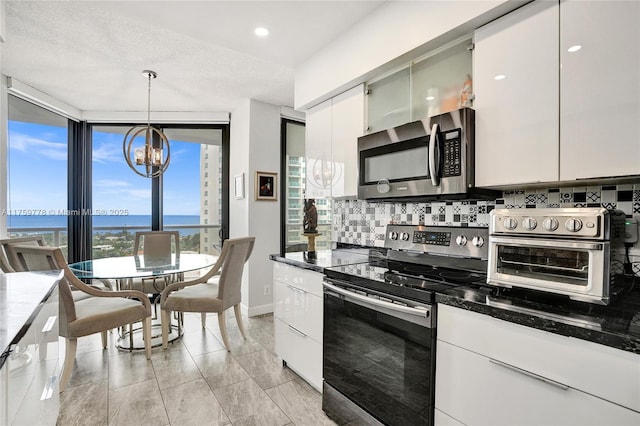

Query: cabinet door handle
left=489, top=358, right=569, bottom=390
left=286, top=284, right=306, bottom=294
left=288, top=324, right=307, bottom=337
left=41, top=316, right=57, bottom=334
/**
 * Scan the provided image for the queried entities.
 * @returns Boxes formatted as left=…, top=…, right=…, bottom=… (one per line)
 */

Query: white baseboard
left=243, top=303, right=273, bottom=317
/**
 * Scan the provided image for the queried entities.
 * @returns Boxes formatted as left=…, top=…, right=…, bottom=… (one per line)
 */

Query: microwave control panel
left=442, top=129, right=462, bottom=177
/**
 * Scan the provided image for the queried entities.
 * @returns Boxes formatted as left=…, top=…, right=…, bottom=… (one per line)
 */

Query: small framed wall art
left=255, top=171, right=277, bottom=201
left=234, top=173, right=245, bottom=200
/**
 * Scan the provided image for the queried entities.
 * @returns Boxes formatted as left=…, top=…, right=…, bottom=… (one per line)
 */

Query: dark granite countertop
left=269, top=247, right=384, bottom=273
left=436, top=281, right=640, bottom=354
left=271, top=249, right=640, bottom=354
left=0, top=270, right=64, bottom=369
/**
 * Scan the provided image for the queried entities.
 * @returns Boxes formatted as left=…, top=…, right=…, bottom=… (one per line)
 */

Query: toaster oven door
left=487, top=236, right=611, bottom=304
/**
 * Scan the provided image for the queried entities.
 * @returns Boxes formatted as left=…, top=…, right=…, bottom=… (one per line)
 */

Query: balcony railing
left=8, top=224, right=221, bottom=259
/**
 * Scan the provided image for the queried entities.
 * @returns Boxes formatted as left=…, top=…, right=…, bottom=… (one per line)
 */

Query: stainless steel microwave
left=357, top=108, right=495, bottom=201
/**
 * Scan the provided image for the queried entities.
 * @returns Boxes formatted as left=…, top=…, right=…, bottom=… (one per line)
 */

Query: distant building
left=200, top=144, right=222, bottom=254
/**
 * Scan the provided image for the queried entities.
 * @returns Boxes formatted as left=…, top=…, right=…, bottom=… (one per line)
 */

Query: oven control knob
left=565, top=218, right=583, bottom=232
left=400, top=232, right=410, bottom=241
left=455, top=235, right=468, bottom=246
left=503, top=217, right=518, bottom=230
left=522, top=217, right=537, bottom=231
left=543, top=217, right=559, bottom=232
left=472, top=236, right=485, bottom=247
left=389, top=231, right=398, bottom=240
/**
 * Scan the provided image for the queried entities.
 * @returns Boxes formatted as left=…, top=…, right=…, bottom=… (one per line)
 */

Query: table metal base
left=116, top=316, right=183, bottom=351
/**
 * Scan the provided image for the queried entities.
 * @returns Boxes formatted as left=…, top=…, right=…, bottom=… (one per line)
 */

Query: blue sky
left=8, top=121, right=203, bottom=216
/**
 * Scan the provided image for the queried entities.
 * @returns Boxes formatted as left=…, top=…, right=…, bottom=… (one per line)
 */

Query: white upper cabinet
left=559, top=0, right=640, bottom=181
left=305, top=84, right=364, bottom=199
left=331, top=85, right=365, bottom=198
left=474, top=0, right=560, bottom=187
left=305, top=99, right=333, bottom=199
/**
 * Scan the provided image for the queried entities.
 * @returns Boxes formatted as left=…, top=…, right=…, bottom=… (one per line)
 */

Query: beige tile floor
left=57, top=311, right=337, bottom=426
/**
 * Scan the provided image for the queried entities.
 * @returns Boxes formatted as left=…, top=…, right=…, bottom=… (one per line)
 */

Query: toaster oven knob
left=522, top=217, right=537, bottom=231
left=400, top=232, right=410, bottom=241
left=389, top=231, right=398, bottom=240
left=455, top=235, right=468, bottom=246
left=543, top=217, right=559, bottom=232
left=503, top=217, right=518, bottom=230
left=565, top=218, right=583, bottom=232
left=472, top=236, right=485, bottom=247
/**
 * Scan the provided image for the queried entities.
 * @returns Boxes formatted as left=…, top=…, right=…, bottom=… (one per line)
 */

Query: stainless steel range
left=488, top=207, right=626, bottom=305
left=322, top=224, right=489, bottom=426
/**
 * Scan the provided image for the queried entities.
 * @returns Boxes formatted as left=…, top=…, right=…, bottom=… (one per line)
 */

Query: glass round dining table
left=68, top=253, right=218, bottom=281
left=68, top=253, right=218, bottom=350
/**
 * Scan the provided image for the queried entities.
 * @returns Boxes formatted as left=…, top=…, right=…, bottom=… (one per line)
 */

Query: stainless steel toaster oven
left=487, top=208, right=626, bottom=304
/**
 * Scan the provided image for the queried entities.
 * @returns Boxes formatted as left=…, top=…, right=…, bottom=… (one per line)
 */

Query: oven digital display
left=413, top=231, right=451, bottom=246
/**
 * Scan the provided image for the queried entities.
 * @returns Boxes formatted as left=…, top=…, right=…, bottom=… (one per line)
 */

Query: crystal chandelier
left=122, top=70, right=170, bottom=178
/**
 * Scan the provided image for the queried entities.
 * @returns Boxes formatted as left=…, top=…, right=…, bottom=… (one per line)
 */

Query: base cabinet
left=273, top=262, right=323, bottom=391
left=1, top=287, right=59, bottom=426
left=435, top=304, right=640, bottom=426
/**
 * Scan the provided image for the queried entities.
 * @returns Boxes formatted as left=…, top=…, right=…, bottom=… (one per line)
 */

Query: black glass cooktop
left=324, top=258, right=488, bottom=304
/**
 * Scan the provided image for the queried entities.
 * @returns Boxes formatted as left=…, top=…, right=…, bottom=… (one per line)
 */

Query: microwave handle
left=428, top=123, right=440, bottom=186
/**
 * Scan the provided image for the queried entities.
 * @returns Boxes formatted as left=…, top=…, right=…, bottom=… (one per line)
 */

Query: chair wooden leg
left=234, top=304, right=247, bottom=339
left=101, top=331, right=108, bottom=349
left=143, top=317, right=152, bottom=359
left=161, top=309, right=170, bottom=350
left=218, top=312, right=231, bottom=352
left=60, top=338, right=77, bottom=392
left=201, top=312, right=206, bottom=328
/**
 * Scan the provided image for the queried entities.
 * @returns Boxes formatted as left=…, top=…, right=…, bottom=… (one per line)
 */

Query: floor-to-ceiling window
left=91, top=124, right=228, bottom=258
left=162, top=127, right=226, bottom=255
left=7, top=95, right=69, bottom=252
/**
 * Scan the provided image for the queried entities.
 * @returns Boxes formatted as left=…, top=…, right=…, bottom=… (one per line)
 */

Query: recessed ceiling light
left=426, top=96, right=435, bottom=101
left=568, top=45, right=582, bottom=53
left=494, top=74, right=506, bottom=81
left=254, top=27, right=269, bottom=37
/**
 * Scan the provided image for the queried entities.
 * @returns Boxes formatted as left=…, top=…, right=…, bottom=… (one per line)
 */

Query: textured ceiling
left=2, top=1, right=384, bottom=114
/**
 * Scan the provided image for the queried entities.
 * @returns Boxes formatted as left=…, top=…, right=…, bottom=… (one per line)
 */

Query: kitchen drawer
left=437, top=304, right=640, bottom=412
left=436, top=340, right=640, bottom=426
left=273, top=280, right=323, bottom=341
left=274, top=318, right=322, bottom=391
left=273, top=262, right=324, bottom=297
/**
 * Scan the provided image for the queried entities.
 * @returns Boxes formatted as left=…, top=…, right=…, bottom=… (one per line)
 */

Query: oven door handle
left=490, top=236, right=604, bottom=251
left=323, top=282, right=432, bottom=319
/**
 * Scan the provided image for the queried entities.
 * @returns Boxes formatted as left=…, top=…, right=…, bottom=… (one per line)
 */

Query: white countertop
left=0, top=270, right=64, bottom=368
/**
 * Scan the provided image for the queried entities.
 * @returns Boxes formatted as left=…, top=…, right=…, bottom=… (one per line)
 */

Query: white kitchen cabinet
left=305, top=84, right=364, bottom=199
left=474, top=0, right=559, bottom=187
left=273, top=262, right=324, bottom=391
left=559, top=0, right=640, bottom=181
left=2, top=287, right=59, bottom=426
left=435, top=304, right=640, bottom=426
left=475, top=0, right=640, bottom=187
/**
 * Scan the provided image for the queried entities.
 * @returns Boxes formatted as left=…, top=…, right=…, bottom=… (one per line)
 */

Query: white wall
left=230, top=99, right=280, bottom=317
left=295, top=0, right=523, bottom=110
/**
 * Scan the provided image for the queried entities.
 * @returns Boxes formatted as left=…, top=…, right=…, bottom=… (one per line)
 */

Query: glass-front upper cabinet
left=366, top=67, right=410, bottom=133
left=411, top=40, right=472, bottom=120
left=366, top=38, right=472, bottom=133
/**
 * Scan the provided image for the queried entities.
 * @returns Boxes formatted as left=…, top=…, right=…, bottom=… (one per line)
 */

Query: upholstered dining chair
left=10, top=244, right=152, bottom=391
left=131, top=230, right=181, bottom=294
left=160, top=236, right=255, bottom=351
left=0, top=235, right=46, bottom=272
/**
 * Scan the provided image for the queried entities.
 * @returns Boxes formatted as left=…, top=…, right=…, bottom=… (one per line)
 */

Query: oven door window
left=360, top=137, right=430, bottom=184
left=496, top=244, right=590, bottom=285
left=323, top=290, right=434, bottom=425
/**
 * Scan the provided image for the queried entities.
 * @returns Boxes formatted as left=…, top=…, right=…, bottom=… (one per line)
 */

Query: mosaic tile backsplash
left=332, top=183, right=640, bottom=248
